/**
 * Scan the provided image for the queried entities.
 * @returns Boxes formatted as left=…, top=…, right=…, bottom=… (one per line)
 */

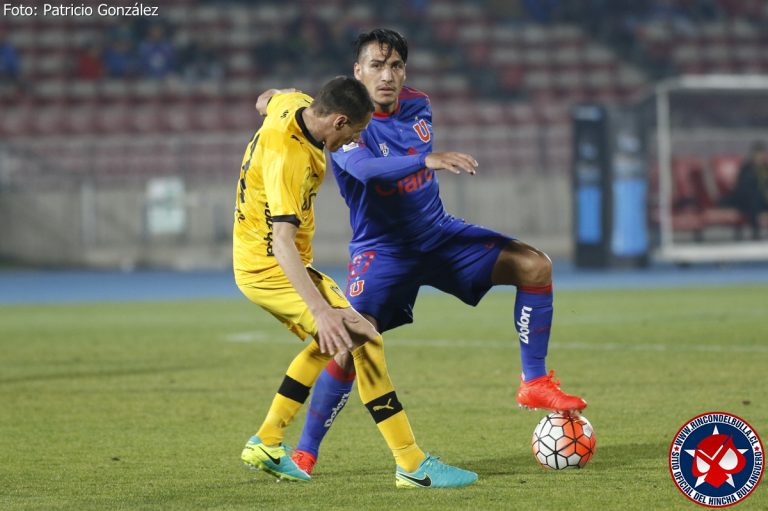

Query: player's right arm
left=424, top=152, right=478, bottom=175
left=255, top=88, right=298, bottom=116
left=260, top=131, right=359, bottom=354
left=334, top=143, right=477, bottom=183
left=271, top=221, right=355, bottom=355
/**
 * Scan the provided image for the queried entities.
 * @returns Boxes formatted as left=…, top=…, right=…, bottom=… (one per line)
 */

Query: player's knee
left=348, top=330, right=375, bottom=348
left=342, top=311, right=381, bottom=347
left=334, top=350, right=355, bottom=372
left=521, top=251, right=552, bottom=285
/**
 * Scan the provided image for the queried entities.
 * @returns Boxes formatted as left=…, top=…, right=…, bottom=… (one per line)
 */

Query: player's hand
left=255, top=88, right=297, bottom=116
left=313, top=307, right=356, bottom=355
left=339, top=308, right=380, bottom=346
left=425, top=152, right=478, bottom=175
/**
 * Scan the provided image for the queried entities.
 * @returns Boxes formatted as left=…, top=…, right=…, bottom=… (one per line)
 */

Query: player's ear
left=333, top=115, right=349, bottom=130
left=353, top=62, right=361, bottom=80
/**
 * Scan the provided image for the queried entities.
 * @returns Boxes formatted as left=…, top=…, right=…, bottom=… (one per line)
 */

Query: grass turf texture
left=1, top=286, right=766, bottom=510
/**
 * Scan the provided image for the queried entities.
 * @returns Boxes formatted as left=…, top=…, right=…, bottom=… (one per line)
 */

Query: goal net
left=653, top=75, right=768, bottom=263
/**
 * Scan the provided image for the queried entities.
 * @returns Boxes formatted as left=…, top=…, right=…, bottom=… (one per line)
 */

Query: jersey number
left=238, top=133, right=260, bottom=204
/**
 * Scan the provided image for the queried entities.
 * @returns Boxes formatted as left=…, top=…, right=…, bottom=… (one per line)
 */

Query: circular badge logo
left=669, top=412, right=763, bottom=508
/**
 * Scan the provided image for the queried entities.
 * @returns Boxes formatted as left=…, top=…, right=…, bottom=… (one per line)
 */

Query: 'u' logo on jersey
left=413, top=119, right=431, bottom=143
left=349, top=280, right=365, bottom=297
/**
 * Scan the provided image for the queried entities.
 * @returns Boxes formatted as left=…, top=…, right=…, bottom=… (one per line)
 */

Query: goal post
left=654, top=75, right=768, bottom=263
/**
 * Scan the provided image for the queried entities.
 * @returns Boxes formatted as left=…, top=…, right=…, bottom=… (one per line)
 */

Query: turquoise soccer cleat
left=240, top=435, right=311, bottom=482
left=395, top=454, right=478, bottom=489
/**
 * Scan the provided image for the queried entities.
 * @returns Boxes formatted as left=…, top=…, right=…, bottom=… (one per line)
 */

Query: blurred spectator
left=284, top=14, right=339, bottom=77
left=488, top=0, right=526, bottom=23
left=179, top=38, right=224, bottom=81
left=252, top=37, right=283, bottom=75
left=0, top=32, right=21, bottom=87
left=523, top=0, right=560, bottom=23
left=138, top=24, right=177, bottom=78
left=723, top=142, right=768, bottom=239
left=107, top=20, right=135, bottom=45
left=103, top=38, right=136, bottom=78
left=328, top=12, right=367, bottom=64
left=75, top=42, right=105, bottom=80
left=396, top=0, right=432, bottom=44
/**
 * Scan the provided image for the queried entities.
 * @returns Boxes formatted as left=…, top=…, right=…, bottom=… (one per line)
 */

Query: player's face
left=354, top=43, right=406, bottom=114
left=325, top=113, right=372, bottom=152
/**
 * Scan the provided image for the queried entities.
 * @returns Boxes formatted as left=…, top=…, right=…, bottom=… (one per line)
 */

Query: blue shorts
left=344, top=223, right=512, bottom=332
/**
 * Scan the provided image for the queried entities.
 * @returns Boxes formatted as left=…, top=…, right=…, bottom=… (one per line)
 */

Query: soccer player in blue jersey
left=291, top=29, right=587, bottom=476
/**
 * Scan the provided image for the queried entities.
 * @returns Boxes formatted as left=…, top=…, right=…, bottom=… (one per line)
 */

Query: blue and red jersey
left=331, top=86, right=465, bottom=254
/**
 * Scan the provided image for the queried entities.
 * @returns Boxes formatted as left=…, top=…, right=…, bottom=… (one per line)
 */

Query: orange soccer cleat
left=291, top=449, right=317, bottom=476
left=516, top=370, right=587, bottom=413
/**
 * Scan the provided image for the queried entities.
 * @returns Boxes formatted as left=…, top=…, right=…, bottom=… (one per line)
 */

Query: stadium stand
left=1, top=0, right=766, bottom=237
left=0, top=0, right=655, bottom=176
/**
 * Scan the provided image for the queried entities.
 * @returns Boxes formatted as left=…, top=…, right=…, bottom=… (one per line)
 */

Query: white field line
left=222, top=332, right=768, bottom=353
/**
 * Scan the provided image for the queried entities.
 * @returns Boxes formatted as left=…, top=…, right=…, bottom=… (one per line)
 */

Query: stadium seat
left=648, top=158, right=707, bottom=234
left=129, top=104, right=163, bottom=133
left=225, top=102, right=255, bottom=131
left=458, top=23, right=488, bottom=44
left=672, top=157, right=710, bottom=209
left=99, top=80, right=130, bottom=101
left=96, top=104, right=130, bottom=134
left=65, top=106, right=97, bottom=135
left=0, top=105, right=32, bottom=136
left=465, top=42, right=492, bottom=69
left=191, top=103, right=227, bottom=131
left=31, top=104, right=66, bottom=135
left=491, top=26, right=521, bottom=46
left=164, top=105, right=193, bottom=133
left=710, top=155, right=743, bottom=198
left=69, top=80, right=99, bottom=101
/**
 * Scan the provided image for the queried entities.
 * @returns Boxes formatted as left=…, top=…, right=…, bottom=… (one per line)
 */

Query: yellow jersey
left=233, top=92, right=326, bottom=284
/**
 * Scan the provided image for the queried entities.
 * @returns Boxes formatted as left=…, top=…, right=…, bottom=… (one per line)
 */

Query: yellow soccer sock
left=256, top=340, right=331, bottom=446
left=286, top=338, right=332, bottom=387
left=377, top=414, right=426, bottom=472
left=353, top=335, right=425, bottom=472
left=256, top=394, right=302, bottom=446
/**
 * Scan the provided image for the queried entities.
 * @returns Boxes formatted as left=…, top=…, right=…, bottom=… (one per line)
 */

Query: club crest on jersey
left=379, top=143, right=390, bottom=157
left=412, top=119, right=431, bottom=143
left=669, top=412, right=763, bottom=508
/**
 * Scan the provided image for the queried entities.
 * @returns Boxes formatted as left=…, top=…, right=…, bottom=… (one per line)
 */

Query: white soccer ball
left=531, top=412, right=596, bottom=469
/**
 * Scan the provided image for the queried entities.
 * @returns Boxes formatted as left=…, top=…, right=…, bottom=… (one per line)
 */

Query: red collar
left=373, top=100, right=400, bottom=118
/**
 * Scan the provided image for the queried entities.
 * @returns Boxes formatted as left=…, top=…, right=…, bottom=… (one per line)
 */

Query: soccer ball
left=531, top=412, right=596, bottom=470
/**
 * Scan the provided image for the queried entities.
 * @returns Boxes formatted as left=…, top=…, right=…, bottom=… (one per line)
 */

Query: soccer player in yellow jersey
left=233, top=76, right=477, bottom=488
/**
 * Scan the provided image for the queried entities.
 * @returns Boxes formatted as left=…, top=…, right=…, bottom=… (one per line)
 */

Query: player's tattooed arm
left=255, top=88, right=297, bottom=116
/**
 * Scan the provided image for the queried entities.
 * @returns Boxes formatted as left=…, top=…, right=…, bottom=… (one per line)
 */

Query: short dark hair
left=312, top=76, right=374, bottom=124
left=353, top=28, right=408, bottom=64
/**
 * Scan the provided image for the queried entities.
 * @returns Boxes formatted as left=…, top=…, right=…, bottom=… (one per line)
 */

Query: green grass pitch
left=1, top=285, right=766, bottom=510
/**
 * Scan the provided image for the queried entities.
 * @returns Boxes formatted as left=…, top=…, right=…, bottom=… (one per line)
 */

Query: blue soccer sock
left=295, top=359, right=356, bottom=458
left=515, top=284, right=553, bottom=382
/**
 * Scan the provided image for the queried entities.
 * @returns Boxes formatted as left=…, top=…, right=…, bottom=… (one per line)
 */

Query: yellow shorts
left=237, top=266, right=350, bottom=341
